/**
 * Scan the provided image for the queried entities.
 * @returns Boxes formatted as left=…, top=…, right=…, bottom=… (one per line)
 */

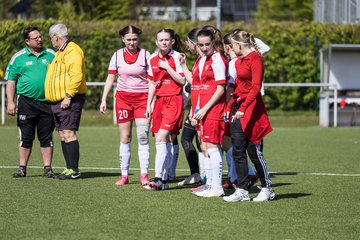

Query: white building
left=314, top=0, right=360, bottom=24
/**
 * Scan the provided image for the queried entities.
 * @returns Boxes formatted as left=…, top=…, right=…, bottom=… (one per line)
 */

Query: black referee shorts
left=17, top=95, right=55, bottom=148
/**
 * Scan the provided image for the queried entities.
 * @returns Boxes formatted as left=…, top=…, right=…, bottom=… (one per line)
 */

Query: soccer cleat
left=12, top=169, right=26, bottom=178
left=57, top=169, right=81, bottom=180
left=43, top=168, right=55, bottom=178
left=223, top=188, right=250, bottom=202
left=191, top=184, right=209, bottom=193
left=115, top=176, right=129, bottom=186
left=178, top=173, right=201, bottom=186
left=247, top=174, right=259, bottom=189
left=140, top=173, right=149, bottom=185
left=253, top=187, right=276, bottom=202
left=143, top=178, right=169, bottom=191
left=194, top=186, right=224, bottom=198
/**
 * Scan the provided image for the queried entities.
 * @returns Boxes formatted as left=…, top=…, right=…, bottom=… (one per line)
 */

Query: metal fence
left=0, top=81, right=338, bottom=127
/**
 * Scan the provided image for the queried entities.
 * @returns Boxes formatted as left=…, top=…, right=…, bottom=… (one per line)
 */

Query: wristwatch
left=65, top=93, right=72, bottom=99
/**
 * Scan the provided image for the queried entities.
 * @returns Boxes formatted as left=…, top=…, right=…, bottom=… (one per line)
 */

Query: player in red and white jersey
left=144, top=29, right=186, bottom=190
left=100, top=26, right=151, bottom=186
left=221, top=32, right=260, bottom=189
left=223, top=30, right=274, bottom=203
left=191, top=27, right=228, bottom=198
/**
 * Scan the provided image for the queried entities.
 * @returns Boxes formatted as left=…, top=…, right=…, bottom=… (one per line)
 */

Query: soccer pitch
left=0, top=126, right=359, bottom=239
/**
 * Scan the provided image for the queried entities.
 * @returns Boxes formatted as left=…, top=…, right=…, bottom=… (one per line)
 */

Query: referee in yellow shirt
left=45, top=23, right=87, bottom=180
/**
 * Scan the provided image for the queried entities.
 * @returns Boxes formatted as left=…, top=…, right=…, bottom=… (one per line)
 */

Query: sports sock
left=66, top=140, right=80, bottom=172
left=138, top=143, right=149, bottom=174
left=19, top=165, right=27, bottom=171
left=61, top=141, right=70, bottom=169
left=120, top=143, right=130, bottom=176
left=155, top=142, right=167, bottom=179
left=208, top=147, right=223, bottom=187
left=162, top=142, right=173, bottom=181
left=198, top=152, right=206, bottom=180
left=169, top=141, right=179, bottom=177
left=203, top=156, right=212, bottom=186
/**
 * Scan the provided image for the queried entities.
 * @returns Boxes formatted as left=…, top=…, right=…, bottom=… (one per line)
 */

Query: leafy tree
left=253, top=0, right=314, bottom=21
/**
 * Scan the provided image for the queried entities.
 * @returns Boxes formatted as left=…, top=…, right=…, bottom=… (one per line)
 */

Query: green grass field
left=1, top=115, right=359, bottom=239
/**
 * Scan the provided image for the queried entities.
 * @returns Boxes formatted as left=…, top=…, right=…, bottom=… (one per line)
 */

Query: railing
left=0, top=81, right=338, bottom=127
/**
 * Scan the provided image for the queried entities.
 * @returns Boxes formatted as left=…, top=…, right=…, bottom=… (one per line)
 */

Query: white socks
left=119, top=143, right=130, bottom=176
left=155, top=142, right=167, bottom=179
left=207, top=147, right=223, bottom=187
left=138, top=143, right=150, bottom=174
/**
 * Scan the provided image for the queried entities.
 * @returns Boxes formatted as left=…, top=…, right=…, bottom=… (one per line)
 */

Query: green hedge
left=1, top=20, right=360, bottom=110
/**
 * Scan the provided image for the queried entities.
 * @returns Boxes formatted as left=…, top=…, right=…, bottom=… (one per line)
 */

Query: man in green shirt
left=5, top=26, right=55, bottom=178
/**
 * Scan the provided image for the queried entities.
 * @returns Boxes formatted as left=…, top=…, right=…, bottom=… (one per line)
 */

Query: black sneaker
left=43, top=168, right=55, bottom=178
left=12, top=169, right=26, bottom=178
left=57, top=169, right=81, bottom=180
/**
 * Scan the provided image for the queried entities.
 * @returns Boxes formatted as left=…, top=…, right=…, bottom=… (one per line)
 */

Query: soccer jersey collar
left=25, top=46, right=46, bottom=57
left=59, top=40, right=70, bottom=51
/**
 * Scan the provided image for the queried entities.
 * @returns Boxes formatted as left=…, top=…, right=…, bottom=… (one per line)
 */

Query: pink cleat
left=115, top=176, right=129, bottom=186
left=140, top=173, right=149, bottom=185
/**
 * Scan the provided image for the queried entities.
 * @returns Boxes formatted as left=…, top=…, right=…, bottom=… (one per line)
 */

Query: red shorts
left=200, top=116, right=225, bottom=144
left=151, top=95, right=184, bottom=135
left=115, top=91, right=148, bottom=123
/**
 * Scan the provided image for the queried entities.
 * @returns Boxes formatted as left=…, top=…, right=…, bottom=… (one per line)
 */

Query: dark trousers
left=231, top=118, right=271, bottom=190
left=181, top=113, right=201, bottom=175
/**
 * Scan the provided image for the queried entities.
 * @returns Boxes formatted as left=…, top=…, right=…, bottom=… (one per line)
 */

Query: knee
left=137, top=124, right=149, bottom=145
left=62, top=130, right=76, bottom=142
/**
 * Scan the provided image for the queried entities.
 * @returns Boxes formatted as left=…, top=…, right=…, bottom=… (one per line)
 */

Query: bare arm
left=99, top=74, right=116, bottom=113
left=179, top=53, right=193, bottom=84
left=146, top=81, right=156, bottom=119
left=158, top=60, right=186, bottom=85
left=6, top=80, right=16, bottom=116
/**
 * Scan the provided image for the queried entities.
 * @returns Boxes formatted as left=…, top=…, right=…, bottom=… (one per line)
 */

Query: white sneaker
left=194, top=186, right=224, bottom=198
left=253, top=187, right=275, bottom=202
left=223, top=188, right=250, bottom=202
left=177, top=173, right=201, bottom=186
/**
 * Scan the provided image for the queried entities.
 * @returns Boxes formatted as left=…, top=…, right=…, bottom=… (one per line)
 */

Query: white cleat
left=223, top=188, right=250, bottom=202
left=253, top=187, right=276, bottom=202
left=194, top=186, right=224, bottom=198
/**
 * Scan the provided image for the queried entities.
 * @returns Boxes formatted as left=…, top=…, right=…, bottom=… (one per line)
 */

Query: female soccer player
left=223, top=30, right=275, bottom=202
left=177, top=28, right=205, bottom=186
left=100, top=25, right=150, bottom=186
left=191, top=27, right=229, bottom=198
left=144, top=29, right=186, bottom=190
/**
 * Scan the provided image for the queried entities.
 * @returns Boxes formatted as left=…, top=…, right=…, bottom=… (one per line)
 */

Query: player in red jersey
left=144, top=29, right=186, bottom=190
left=190, top=28, right=229, bottom=198
left=100, top=26, right=151, bottom=186
left=223, top=30, right=275, bottom=202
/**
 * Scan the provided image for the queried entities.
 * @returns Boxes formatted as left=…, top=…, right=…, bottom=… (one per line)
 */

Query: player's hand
left=193, top=108, right=207, bottom=121
left=61, top=97, right=71, bottom=109
left=234, top=111, right=244, bottom=120
left=99, top=102, right=106, bottom=114
left=6, top=102, right=16, bottom=116
left=158, top=59, right=170, bottom=70
left=190, top=118, right=198, bottom=127
left=179, top=53, right=186, bottom=65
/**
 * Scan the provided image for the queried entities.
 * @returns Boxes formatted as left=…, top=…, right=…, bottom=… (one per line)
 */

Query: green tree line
left=1, top=19, right=359, bottom=111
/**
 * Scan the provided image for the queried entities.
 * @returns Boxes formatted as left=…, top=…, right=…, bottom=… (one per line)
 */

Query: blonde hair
left=232, top=30, right=261, bottom=56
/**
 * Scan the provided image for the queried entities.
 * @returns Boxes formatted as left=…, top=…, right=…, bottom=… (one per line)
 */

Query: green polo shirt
left=4, top=46, right=55, bottom=101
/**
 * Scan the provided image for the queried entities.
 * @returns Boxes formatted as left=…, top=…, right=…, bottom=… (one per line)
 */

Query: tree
left=252, top=0, right=314, bottom=21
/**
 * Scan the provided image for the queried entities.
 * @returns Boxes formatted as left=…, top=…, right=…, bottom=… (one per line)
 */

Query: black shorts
left=17, top=95, right=55, bottom=148
left=51, top=94, right=86, bottom=131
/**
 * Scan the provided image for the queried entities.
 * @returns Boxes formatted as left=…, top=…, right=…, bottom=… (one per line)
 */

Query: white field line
left=0, top=165, right=359, bottom=177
